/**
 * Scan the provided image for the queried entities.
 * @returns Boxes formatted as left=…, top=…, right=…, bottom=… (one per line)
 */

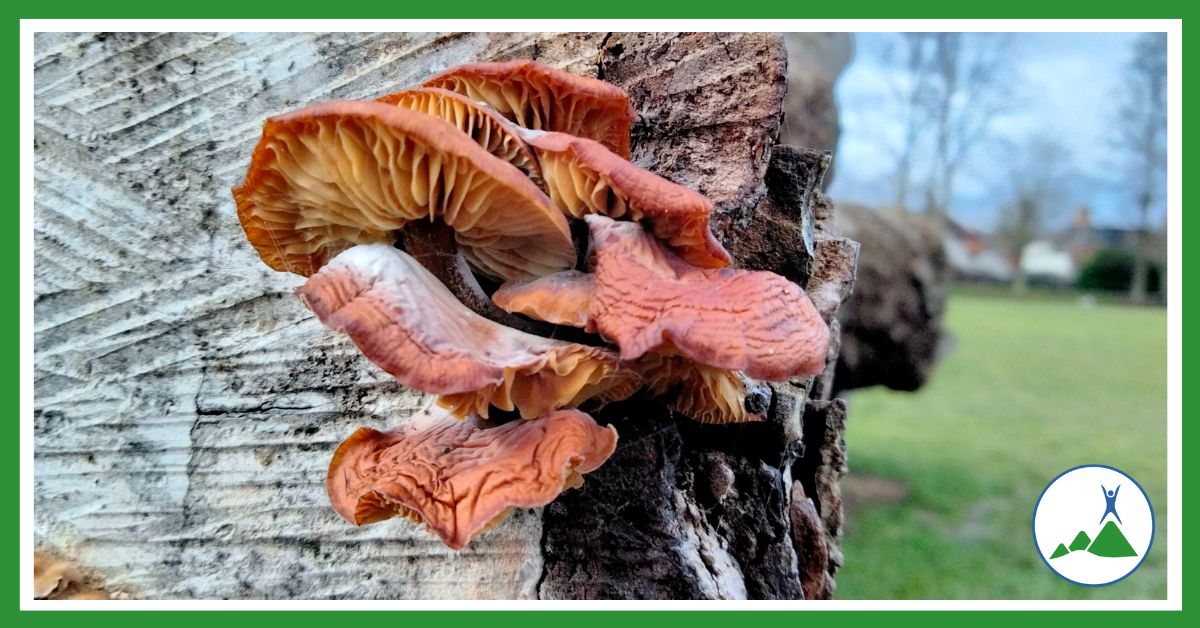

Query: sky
left=827, top=32, right=1166, bottom=233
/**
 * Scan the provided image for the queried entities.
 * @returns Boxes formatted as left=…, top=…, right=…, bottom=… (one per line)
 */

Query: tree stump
left=834, top=204, right=947, bottom=394
left=34, top=32, right=858, bottom=599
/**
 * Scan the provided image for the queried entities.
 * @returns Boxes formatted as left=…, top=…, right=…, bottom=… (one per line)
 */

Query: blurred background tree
left=997, top=137, right=1070, bottom=295
left=1114, top=33, right=1168, bottom=305
left=884, top=33, right=1011, bottom=219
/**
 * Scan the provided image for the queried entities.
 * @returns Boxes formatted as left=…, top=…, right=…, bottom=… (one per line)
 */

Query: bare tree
left=891, top=33, right=935, bottom=210
left=1115, top=33, right=1168, bottom=305
left=876, top=33, right=1011, bottom=217
left=998, top=137, right=1070, bottom=295
left=923, top=33, right=1012, bottom=222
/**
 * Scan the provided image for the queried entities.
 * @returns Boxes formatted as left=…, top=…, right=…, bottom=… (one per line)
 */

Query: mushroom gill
left=233, top=100, right=574, bottom=281
left=378, top=87, right=545, bottom=190
left=632, top=354, right=752, bottom=425
left=423, top=60, right=636, bottom=159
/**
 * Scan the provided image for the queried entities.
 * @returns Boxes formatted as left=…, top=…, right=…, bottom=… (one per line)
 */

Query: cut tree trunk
left=33, top=32, right=858, bottom=600
left=833, top=203, right=948, bottom=394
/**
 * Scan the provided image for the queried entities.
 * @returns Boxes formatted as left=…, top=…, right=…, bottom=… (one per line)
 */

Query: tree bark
left=34, top=32, right=857, bottom=600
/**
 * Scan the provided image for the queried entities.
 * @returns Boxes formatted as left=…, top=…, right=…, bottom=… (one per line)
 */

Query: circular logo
left=1033, top=465, right=1154, bottom=586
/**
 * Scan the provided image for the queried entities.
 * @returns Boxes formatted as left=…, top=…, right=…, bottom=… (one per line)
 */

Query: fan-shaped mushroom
left=423, top=60, right=636, bottom=159
left=327, top=407, right=618, bottom=549
left=297, top=243, right=635, bottom=419
left=233, top=100, right=573, bottom=281
left=585, top=216, right=829, bottom=380
left=377, top=87, right=544, bottom=190
left=518, top=129, right=732, bottom=268
left=493, top=216, right=829, bottom=382
left=495, top=271, right=754, bottom=424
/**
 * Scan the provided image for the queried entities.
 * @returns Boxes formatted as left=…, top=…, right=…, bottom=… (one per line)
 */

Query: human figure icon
left=1100, top=484, right=1122, bottom=524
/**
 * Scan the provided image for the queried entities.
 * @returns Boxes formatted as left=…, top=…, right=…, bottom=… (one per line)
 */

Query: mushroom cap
left=492, top=272, right=753, bottom=423
left=233, top=100, right=573, bottom=280
left=492, top=270, right=596, bottom=328
left=327, top=407, right=618, bottom=550
left=633, top=354, right=753, bottom=425
left=377, top=87, right=545, bottom=191
left=585, top=215, right=830, bottom=380
left=297, top=243, right=633, bottom=419
left=423, top=60, right=635, bottom=159
left=518, top=129, right=732, bottom=268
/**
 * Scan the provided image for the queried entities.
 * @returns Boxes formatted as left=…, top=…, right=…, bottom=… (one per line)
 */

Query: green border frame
left=12, top=2, right=1188, bottom=622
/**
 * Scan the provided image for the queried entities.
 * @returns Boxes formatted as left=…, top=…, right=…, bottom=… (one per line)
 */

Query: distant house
left=943, top=219, right=1014, bottom=282
left=1059, top=205, right=1165, bottom=269
left=944, top=207, right=1166, bottom=287
left=1020, top=240, right=1075, bottom=284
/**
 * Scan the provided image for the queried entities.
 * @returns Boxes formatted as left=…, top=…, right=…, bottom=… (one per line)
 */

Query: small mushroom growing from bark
left=328, top=407, right=618, bottom=549
left=423, top=60, right=636, bottom=159
left=493, top=269, right=596, bottom=328
left=233, top=100, right=574, bottom=281
left=34, top=551, right=110, bottom=600
left=297, top=243, right=636, bottom=419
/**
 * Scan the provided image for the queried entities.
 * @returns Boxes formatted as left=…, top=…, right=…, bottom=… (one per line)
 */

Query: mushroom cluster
left=233, top=60, right=830, bottom=550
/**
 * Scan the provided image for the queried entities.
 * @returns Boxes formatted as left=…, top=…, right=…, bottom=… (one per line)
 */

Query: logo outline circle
left=1031, top=463, right=1155, bottom=587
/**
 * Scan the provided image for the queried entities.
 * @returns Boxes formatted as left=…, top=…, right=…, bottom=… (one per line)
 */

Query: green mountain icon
left=1087, top=520, right=1138, bottom=557
left=1048, top=520, right=1139, bottom=560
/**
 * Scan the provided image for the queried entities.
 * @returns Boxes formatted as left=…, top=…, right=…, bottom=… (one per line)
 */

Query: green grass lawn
left=837, top=292, right=1168, bottom=599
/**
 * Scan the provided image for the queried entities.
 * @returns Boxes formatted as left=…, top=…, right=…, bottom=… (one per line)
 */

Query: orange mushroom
left=297, top=243, right=635, bottom=419
left=492, top=270, right=596, bottom=328
left=233, top=100, right=573, bottom=281
left=377, top=87, right=545, bottom=191
left=585, top=216, right=829, bottom=380
left=327, top=407, right=618, bottom=549
left=517, top=129, right=732, bottom=268
left=495, top=277, right=753, bottom=424
left=494, top=216, right=830, bottom=382
left=423, top=60, right=636, bottom=159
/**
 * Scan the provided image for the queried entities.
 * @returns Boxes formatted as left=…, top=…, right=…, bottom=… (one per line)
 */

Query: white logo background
left=1033, top=465, right=1154, bottom=586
